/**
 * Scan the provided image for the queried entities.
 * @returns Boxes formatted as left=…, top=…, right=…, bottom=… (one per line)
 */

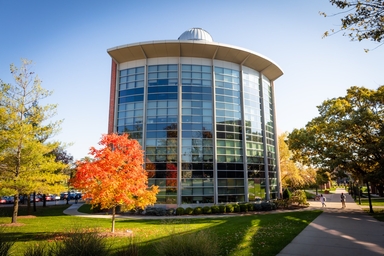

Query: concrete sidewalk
left=277, top=188, right=384, bottom=256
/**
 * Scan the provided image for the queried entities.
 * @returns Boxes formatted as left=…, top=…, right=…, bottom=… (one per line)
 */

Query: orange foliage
left=71, top=133, right=159, bottom=211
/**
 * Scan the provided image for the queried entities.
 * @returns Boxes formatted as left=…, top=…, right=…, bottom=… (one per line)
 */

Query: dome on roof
left=178, top=28, right=213, bottom=42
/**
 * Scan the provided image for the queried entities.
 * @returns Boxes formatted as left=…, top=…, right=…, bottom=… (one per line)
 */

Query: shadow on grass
left=0, top=204, right=322, bottom=256
left=110, top=210, right=322, bottom=256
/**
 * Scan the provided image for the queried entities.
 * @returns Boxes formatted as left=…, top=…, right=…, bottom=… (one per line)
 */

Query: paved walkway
left=63, top=189, right=384, bottom=255
left=277, top=188, right=384, bottom=256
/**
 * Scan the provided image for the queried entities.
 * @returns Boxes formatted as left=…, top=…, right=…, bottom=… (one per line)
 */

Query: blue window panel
left=168, top=116, right=178, bottom=123
left=192, top=109, right=202, bottom=115
left=147, top=94, right=157, bottom=101
left=182, top=131, right=192, bottom=138
left=182, top=86, right=192, bottom=92
left=202, top=94, right=212, bottom=101
left=182, top=116, right=192, bottom=122
left=192, top=80, right=202, bottom=85
left=182, top=123, right=192, bottom=130
left=216, top=95, right=225, bottom=102
left=203, top=124, right=213, bottom=130
left=191, top=94, right=202, bottom=100
left=168, top=86, right=178, bottom=93
left=147, top=124, right=157, bottom=130
left=202, top=87, right=212, bottom=94
left=157, top=123, right=168, bottom=130
left=191, top=87, right=202, bottom=93
left=182, top=94, right=192, bottom=100
left=192, top=116, right=203, bottom=123
left=120, top=70, right=128, bottom=76
left=157, top=131, right=167, bottom=138
left=192, top=124, right=202, bottom=130
left=191, top=101, right=202, bottom=107
left=146, top=132, right=158, bottom=138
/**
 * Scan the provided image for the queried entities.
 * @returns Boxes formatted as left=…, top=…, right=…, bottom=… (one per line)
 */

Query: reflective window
left=117, top=67, right=144, bottom=141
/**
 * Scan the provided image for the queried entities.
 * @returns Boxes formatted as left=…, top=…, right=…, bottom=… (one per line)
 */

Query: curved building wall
left=112, top=55, right=280, bottom=206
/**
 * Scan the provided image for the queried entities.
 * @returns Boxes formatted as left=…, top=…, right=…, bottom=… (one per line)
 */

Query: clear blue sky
left=1, top=1, right=382, bottom=160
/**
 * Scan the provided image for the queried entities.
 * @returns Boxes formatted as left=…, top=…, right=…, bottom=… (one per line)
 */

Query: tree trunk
left=111, top=206, right=116, bottom=233
left=11, top=194, right=19, bottom=223
left=27, top=195, right=31, bottom=215
left=366, top=181, right=374, bottom=214
left=33, top=192, right=37, bottom=212
left=43, top=194, right=46, bottom=207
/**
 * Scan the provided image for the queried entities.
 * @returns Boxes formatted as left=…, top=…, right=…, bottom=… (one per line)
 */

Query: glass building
left=107, top=28, right=283, bottom=206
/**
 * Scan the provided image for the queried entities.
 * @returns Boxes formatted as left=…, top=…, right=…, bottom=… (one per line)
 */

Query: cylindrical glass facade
left=114, top=58, right=278, bottom=205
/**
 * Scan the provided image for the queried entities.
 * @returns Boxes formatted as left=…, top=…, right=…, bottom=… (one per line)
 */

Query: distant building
left=107, top=28, right=283, bottom=206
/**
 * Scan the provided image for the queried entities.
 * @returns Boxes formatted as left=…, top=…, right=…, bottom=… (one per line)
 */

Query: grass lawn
left=363, top=209, right=384, bottom=222
left=0, top=204, right=322, bottom=256
left=356, top=198, right=384, bottom=206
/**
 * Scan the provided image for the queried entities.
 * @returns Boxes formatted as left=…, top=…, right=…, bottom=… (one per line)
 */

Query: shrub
left=283, top=188, right=292, bottom=200
left=193, top=207, right=203, bottom=215
left=218, top=205, right=226, bottom=213
left=239, top=204, right=248, bottom=212
left=203, top=206, right=212, bottom=214
left=211, top=205, right=220, bottom=214
left=184, top=207, right=194, bottom=215
left=49, top=228, right=110, bottom=256
left=233, top=204, right=240, bottom=213
left=24, top=244, right=47, bottom=256
left=146, top=207, right=166, bottom=216
left=247, top=203, right=254, bottom=211
left=0, top=227, right=14, bottom=256
left=176, top=207, right=184, bottom=215
left=155, top=230, right=220, bottom=256
left=225, top=204, right=234, bottom=213
left=253, top=203, right=262, bottom=211
left=166, top=208, right=175, bottom=216
left=291, top=190, right=308, bottom=205
left=261, top=201, right=273, bottom=211
left=275, top=198, right=289, bottom=209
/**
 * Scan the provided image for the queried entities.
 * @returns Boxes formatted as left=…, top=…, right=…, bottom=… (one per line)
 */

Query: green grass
left=363, top=209, right=384, bottom=222
left=356, top=198, right=384, bottom=206
left=0, top=205, right=322, bottom=256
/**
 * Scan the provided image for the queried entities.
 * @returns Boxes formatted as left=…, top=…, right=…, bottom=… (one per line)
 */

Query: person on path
left=341, top=192, right=346, bottom=208
left=320, top=194, right=326, bottom=207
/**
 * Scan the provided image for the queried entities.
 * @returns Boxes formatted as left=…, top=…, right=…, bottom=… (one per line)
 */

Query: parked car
left=52, top=194, right=60, bottom=200
left=60, top=193, right=68, bottom=200
left=5, top=196, right=14, bottom=204
left=0, top=197, right=7, bottom=204
left=30, top=194, right=41, bottom=202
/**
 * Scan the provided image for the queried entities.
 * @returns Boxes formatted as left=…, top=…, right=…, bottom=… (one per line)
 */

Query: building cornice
left=107, top=40, right=283, bottom=81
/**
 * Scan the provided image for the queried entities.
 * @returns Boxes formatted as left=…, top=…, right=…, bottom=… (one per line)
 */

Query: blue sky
left=1, top=1, right=382, bottom=161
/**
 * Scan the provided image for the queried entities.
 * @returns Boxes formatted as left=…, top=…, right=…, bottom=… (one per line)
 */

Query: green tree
left=0, top=59, right=67, bottom=223
left=321, top=0, right=384, bottom=51
left=288, top=86, right=384, bottom=213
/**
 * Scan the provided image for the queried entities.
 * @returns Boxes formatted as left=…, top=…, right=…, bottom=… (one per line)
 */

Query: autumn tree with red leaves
left=71, top=133, right=158, bottom=232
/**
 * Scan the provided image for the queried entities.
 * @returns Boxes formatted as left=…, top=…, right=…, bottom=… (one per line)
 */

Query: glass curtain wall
left=117, top=66, right=145, bottom=142
left=243, top=69, right=266, bottom=201
left=214, top=67, right=245, bottom=203
left=261, top=75, right=277, bottom=199
left=116, top=63, right=277, bottom=204
left=145, top=64, right=178, bottom=204
left=181, top=65, right=214, bottom=204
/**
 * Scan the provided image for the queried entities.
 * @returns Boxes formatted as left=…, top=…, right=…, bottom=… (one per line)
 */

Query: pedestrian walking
left=75, top=194, right=80, bottom=204
left=341, top=192, right=346, bottom=208
left=320, top=194, right=326, bottom=207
